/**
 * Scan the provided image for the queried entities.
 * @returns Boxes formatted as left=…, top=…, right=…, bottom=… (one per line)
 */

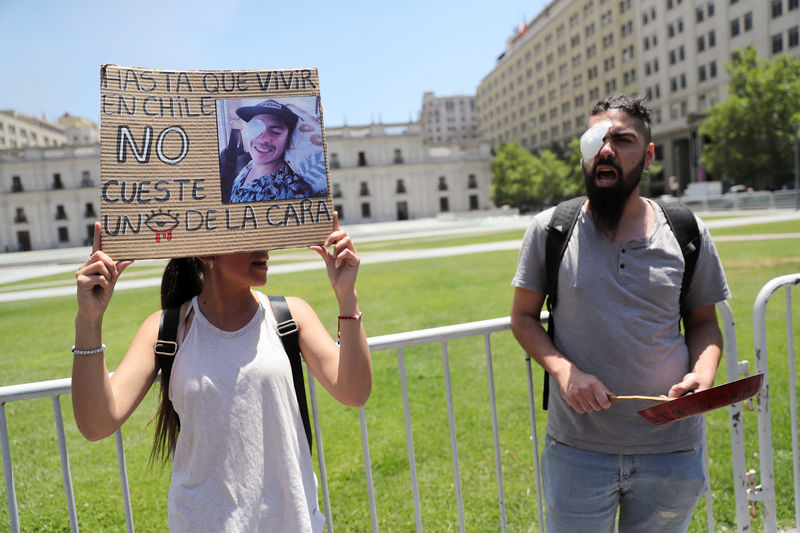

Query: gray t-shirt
left=512, top=200, right=730, bottom=454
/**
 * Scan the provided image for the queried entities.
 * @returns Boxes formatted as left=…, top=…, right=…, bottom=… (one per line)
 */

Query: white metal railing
left=680, top=190, right=799, bottom=212
left=745, top=273, right=800, bottom=533
left=3, top=299, right=789, bottom=532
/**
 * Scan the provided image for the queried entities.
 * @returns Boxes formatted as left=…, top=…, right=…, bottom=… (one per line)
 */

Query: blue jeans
left=542, top=436, right=706, bottom=533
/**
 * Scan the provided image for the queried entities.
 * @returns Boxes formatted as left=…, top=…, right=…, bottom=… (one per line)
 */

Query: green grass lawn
left=0, top=218, right=798, bottom=532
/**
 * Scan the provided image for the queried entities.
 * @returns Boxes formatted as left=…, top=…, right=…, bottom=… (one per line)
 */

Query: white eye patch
left=580, top=119, right=612, bottom=164
left=244, top=118, right=268, bottom=141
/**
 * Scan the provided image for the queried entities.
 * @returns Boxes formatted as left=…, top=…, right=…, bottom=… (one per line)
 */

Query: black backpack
left=154, top=295, right=313, bottom=450
left=541, top=196, right=701, bottom=409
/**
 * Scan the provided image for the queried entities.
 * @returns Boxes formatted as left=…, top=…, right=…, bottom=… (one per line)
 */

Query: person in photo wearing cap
left=229, top=99, right=317, bottom=203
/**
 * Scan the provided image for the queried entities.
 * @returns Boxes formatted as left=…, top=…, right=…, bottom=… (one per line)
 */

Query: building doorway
left=396, top=201, right=409, bottom=221
left=16, top=231, right=31, bottom=251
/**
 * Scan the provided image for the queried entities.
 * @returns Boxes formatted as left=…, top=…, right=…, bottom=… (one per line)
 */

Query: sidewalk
left=1, top=209, right=798, bottom=303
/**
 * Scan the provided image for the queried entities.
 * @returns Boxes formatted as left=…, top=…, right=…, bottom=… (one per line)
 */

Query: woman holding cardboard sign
left=72, top=213, right=370, bottom=532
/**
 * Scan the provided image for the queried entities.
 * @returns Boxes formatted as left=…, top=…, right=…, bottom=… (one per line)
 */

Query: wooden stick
left=609, top=395, right=672, bottom=402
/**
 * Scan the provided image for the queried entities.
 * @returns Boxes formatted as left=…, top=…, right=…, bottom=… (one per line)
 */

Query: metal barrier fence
left=746, top=273, right=800, bottom=533
left=680, top=190, right=799, bottom=212
left=1, top=289, right=797, bottom=531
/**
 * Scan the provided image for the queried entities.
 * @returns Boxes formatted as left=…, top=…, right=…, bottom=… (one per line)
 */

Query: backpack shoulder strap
left=268, top=295, right=313, bottom=452
left=541, top=195, right=585, bottom=409
left=654, top=200, right=701, bottom=314
left=155, top=306, right=180, bottom=390
left=545, top=195, right=586, bottom=313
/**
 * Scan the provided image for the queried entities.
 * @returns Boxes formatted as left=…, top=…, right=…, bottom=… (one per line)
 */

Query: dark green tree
left=490, top=142, right=539, bottom=208
left=699, top=46, right=800, bottom=190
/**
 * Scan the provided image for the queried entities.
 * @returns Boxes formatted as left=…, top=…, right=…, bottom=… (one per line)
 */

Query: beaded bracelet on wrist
left=71, top=344, right=106, bottom=355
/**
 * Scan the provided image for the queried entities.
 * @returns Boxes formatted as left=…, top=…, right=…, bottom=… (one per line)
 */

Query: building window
left=709, top=30, right=716, bottom=47
left=359, top=181, right=370, bottom=196
left=698, top=35, right=706, bottom=51
left=55, top=205, right=68, bottom=220
left=330, top=153, right=340, bottom=169
left=469, top=195, right=479, bottom=210
left=14, top=208, right=27, bottom=223
left=789, top=26, right=799, bottom=48
left=393, top=149, right=404, bottom=164
left=468, top=174, right=478, bottom=189
left=790, top=0, right=799, bottom=10
left=438, top=176, right=448, bottom=191
left=439, top=197, right=450, bottom=213
left=396, top=179, right=407, bottom=194
left=699, top=65, right=707, bottom=81
left=81, top=170, right=93, bottom=187
left=696, top=7, right=704, bottom=22
left=744, top=11, right=753, bottom=31
left=58, top=227, right=70, bottom=243
left=333, top=183, right=342, bottom=198
left=357, top=151, right=367, bottom=167
left=84, top=203, right=96, bottom=218
left=360, top=202, right=371, bottom=219
left=53, top=173, right=64, bottom=189
left=11, top=176, right=23, bottom=192
left=710, top=61, right=718, bottom=77
left=731, top=18, right=740, bottom=36
left=773, top=33, right=784, bottom=53
left=772, top=0, right=783, bottom=17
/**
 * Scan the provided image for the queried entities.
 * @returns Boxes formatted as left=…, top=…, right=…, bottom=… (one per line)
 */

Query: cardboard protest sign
left=99, top=65, right=333, bottom=260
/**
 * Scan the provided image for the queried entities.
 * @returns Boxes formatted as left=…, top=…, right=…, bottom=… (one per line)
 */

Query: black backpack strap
left=268, top=295, right=313, bottom=452
left=155, top=306, right=181, bottom=424
left=654, top=200, right=701, bottom=316
left=541, top=196, right=586, bottom=409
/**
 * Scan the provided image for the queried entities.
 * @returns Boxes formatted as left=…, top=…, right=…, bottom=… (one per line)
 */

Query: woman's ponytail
left=151, top=257, right=204, bottom=464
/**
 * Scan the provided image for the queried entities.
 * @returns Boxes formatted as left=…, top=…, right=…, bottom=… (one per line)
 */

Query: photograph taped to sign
left=99, top=65, right=333, bottom=260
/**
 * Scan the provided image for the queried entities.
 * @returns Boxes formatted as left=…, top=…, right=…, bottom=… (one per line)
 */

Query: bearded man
left=509, top=94, right=730, bottom=532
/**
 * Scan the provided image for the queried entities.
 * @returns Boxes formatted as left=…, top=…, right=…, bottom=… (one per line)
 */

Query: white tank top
left=167, top=292, right=324, bottom=532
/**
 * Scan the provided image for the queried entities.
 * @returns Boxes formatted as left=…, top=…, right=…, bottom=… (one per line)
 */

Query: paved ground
left=1, top=209, right=798, bottom=303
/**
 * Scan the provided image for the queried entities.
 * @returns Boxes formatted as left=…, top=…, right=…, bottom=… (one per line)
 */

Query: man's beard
left=583, top=156, right=645, bottom=235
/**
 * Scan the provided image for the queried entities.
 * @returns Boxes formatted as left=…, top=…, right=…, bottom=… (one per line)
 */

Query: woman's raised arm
left=72, top=223, right=160, bottom=440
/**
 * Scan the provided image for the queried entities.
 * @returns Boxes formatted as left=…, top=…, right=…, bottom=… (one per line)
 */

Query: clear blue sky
left=0, top=0, right=547, bottom=127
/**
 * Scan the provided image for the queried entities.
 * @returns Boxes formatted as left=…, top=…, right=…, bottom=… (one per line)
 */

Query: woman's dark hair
left=151, top=257, right=204, bottom=464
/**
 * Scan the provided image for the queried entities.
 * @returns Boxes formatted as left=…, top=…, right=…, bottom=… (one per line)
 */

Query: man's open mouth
left=595, top=166, right=619, bottom=185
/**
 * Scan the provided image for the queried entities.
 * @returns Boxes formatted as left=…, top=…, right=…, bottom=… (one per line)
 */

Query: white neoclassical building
left=0, top=111, right=494, bottom=252
left=0, top=112, right=103, bottom=252
left=326, top=121, right=493, bottom=224
left=0, top=143, right=100, bottom=252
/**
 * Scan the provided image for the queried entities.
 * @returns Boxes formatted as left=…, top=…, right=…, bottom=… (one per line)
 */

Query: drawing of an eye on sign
left=217, top=96, right=328, bottom=204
